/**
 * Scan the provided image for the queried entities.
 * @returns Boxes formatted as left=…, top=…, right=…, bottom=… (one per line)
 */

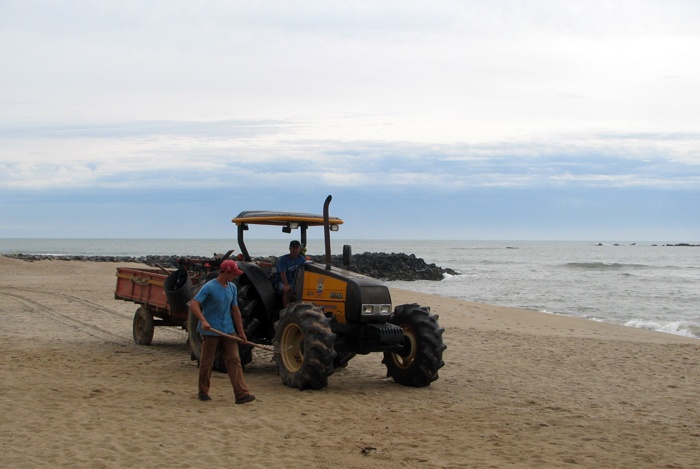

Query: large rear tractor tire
left=382, top=304, right=446, bottom=387
left=274, top=303, right=336, bottom=390
left=235, top=283, right=265, bottom=368
left=133, top=305, right=154, bottom=345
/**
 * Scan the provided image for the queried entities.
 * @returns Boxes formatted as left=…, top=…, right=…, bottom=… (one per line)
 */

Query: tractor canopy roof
left=232, top=197, right=341, bottom=263
left=232, top=211, right=344, bottom=228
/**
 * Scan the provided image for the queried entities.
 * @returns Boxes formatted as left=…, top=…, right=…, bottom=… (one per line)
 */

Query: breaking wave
left=564, top=262, right=652, bottom=270
left=625, top=320, right=700, bottom=339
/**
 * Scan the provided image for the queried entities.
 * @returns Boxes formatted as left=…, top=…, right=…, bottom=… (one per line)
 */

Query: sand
left=1, top=255, right=698, bottom=468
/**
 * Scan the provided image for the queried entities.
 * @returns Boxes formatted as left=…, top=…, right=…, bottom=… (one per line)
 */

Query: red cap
left=220, top=260, right=244, bottom=276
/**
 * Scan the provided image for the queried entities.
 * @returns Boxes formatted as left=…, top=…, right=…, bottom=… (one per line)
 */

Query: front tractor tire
left=273, top=303, right=336, bottom=390
left=382, top=304, right=446, bottom=387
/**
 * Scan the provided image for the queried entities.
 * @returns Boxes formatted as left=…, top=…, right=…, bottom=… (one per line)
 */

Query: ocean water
left=1, top=238, right=698, bottom=339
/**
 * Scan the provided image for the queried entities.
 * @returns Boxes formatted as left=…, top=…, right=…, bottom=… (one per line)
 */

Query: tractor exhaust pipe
left=323, top=195, right=332, bottom=270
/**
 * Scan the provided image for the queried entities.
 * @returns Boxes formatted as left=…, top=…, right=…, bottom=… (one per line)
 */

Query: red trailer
left=114, top=266, right=201, bottom=345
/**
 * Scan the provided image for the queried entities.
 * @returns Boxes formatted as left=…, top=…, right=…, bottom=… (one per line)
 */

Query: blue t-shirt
left=194, top=279, right=238, bottom=336
left=277, top=254, right=307, bottom=286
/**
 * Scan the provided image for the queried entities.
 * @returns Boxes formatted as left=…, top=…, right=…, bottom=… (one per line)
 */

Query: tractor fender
left=237, top=261, right=275, bottom=317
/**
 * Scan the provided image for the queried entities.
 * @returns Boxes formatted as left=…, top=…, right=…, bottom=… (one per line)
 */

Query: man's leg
left=198, top=335, right=220, bottom=398
left=221, top=339, right=252, bottom=401
left=278, top=282, right=289, bottom=308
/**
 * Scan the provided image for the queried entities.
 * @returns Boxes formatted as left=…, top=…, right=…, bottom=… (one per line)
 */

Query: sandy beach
left=1, top=255, right=698, bottom=468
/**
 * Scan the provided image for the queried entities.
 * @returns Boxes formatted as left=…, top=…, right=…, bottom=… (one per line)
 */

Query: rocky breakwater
left=306, top=252, right=458, bottom=281
left=4, top=252, right=458, bottom=282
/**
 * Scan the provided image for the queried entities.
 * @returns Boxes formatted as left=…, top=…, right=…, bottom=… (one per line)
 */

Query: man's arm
left=188, top=299, right=211, bottom=331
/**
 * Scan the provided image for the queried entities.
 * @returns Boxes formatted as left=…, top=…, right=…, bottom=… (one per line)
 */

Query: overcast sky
left=1, top=0, right=699, bottom=241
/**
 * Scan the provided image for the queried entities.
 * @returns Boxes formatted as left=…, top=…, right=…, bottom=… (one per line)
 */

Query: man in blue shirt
left=277, top=240, right=307, bottom=307
left=189, top=259, right=255, bottom=404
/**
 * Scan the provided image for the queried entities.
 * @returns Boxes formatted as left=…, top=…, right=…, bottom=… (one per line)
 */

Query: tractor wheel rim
left=392, top=325, right=417, bottom=369
left=281, top=323, right=304, bottom=372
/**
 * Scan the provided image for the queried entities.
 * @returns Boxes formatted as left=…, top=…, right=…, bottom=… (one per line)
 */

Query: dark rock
left=3, top=251, right=459, bottom=282
left=304, top=251, right=458, bottom=281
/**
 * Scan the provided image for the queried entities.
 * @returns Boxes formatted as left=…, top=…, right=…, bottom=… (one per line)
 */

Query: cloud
left=1, top=118, right=698, bottom=192
left=1, top=1, right=699, bottom=239
left=4, top=1, right=700, bottom=132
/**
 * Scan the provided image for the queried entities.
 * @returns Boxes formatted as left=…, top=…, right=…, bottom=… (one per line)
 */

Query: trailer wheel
left=273, top=303, right=336, bottom=390
left=382, top=304, right=446, bottom=387
left=187, top=310, right=202, bottom=361
left=133, top=306, right=154, bottom=346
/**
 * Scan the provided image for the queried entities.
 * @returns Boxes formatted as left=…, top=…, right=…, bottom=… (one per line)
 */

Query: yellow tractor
left=188, top=195, right=446, bottom=390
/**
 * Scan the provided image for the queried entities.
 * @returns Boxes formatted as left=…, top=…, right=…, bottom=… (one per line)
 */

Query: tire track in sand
left=1, top=286, right=188, bottom=342
left=0, top=288, right=126, bottom=344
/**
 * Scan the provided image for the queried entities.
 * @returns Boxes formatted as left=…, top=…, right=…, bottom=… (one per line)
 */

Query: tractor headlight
left=361, top=304, right=393, bottom=317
